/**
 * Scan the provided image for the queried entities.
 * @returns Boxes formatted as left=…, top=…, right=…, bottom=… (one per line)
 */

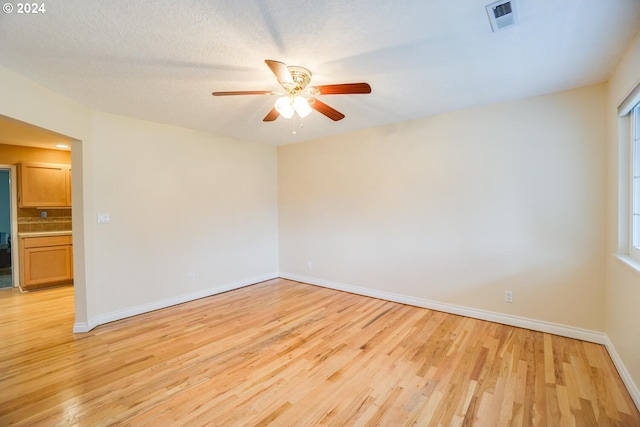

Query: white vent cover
left=486, top=0, right=518, bottom=32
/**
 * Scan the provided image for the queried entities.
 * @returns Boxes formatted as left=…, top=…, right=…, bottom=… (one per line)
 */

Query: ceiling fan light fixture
left=293, top=96, right=312, bottom=118
left=214, top=60, right=371, bottom=124
left=275, top=96, right=294, bottom=118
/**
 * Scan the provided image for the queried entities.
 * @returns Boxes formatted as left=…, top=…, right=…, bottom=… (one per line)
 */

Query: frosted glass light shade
left=275, top=96, right=294, bottom=118
left=293, top=96, right=312, bottom=118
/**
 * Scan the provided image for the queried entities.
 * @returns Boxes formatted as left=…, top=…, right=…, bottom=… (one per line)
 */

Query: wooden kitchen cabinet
left=18, top=162, right=72, bottom=208
left=20, top=235, right=73, bottom=290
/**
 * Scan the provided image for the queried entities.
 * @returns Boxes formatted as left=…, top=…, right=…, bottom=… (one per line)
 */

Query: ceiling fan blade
left=265, top=60, right=294, bottom=86
left=263, top=107, right=280, bottom=122
left=309, top=98, right=345, bottom=121
left=212, top=90, right=274, bottom=96
left=310, top=83, right=371, bottom=95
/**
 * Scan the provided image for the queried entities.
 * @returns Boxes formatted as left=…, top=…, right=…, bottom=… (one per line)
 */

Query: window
left=619, top=83, right=640, bottom=265
left=632, top=103, right=640, bottom=259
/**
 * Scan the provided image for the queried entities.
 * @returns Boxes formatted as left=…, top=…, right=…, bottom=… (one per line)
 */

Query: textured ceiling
left=1, top=0, right=639, bottom=146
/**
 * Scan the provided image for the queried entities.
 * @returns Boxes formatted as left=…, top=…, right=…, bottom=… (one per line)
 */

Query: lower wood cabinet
left=20, top=235, right=73, bottom=290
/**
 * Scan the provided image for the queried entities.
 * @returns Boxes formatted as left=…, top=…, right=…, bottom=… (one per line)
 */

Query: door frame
left=0, top=164, right=19, bottom=288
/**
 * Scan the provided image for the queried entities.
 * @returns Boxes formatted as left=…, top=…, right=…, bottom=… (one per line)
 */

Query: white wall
left=90, top=112, right=278, bottom=315
left=0, top=66, right=279, bottom=329
left=606, top=31, right=640, bottom=400
left=279, top=84, right=607, bottom=331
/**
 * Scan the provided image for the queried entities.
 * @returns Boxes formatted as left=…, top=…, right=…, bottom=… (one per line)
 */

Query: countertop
left=18, top=231, right=73, bottom=238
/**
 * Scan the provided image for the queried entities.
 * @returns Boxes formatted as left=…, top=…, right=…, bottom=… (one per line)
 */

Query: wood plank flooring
left=0, top=278, right=638, bottom=426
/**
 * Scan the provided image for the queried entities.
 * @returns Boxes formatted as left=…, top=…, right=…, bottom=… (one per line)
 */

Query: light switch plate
left=97, top=213, right=110, bottom=224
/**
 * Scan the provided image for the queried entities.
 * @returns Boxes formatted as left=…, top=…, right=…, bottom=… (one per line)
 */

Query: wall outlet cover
left=505, top=290, right=513, bottom=303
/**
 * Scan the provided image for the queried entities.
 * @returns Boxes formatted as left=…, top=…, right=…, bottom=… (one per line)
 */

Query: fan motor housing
left=285, top=66, right=312, bottom=92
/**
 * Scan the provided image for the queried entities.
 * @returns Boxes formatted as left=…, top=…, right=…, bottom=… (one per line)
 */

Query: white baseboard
left=73, top=273, right=279, bottom=333
left=279, top=272, right=607, bottom=344
left=604, top=335, right=640, bottom=411
left=73, top=320, right=99, bottom=333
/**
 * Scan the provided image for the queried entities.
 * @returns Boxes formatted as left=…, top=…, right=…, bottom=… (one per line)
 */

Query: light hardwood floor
left=0, top=278, right=638, bottom=426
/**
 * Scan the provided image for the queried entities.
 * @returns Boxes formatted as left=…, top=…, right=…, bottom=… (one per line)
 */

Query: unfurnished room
left=1, top=1, right=640, bottom=426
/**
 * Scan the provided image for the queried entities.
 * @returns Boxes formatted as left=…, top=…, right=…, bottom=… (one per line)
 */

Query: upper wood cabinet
left=18, top=162, right=72, bottom=208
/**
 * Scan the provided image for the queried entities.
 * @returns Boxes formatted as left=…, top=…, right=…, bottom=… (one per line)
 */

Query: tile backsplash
left=18, top=208, right=72, bottom=233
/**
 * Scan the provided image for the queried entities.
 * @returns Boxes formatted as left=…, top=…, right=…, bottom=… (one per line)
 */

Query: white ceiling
left=1, top=0, right=639, bottom=146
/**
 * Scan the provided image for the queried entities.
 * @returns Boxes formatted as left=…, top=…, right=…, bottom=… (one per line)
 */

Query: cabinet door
left=18, top=162, right=68, bottom=207
left=22, top=245, right=73, bottom=289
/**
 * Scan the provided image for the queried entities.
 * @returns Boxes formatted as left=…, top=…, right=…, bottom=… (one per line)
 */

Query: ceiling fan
left=212, top=60, right=371, bottom=122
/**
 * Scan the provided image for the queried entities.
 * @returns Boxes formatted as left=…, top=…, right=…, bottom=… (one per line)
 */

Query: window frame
left=631, top=103, right=640, bottom=260
left=617, top=82, right=640, bottom=268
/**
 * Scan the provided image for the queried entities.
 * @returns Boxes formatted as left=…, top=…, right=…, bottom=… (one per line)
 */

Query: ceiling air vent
left=486, top=0, right=517, bottom=32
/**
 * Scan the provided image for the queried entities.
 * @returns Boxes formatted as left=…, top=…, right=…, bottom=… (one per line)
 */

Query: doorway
left=0, top=166, right=18, bottom=289
left=0, top=114, right=86, bottom=332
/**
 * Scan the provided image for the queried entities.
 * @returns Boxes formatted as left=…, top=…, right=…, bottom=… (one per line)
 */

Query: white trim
left=604, top=335, right=640, bottom=410
left=615, top=253, right=640, bottom=274
left=8, top=165, right=18, bottom=288
left=279, top=272, right=607, bottom=344
left=631, top=104, right=640, bottom=260
left=72, top=319, right=98, bottom=334
left=619, top=80, right=640, bottom=116
left=0, top=164, right=19, bottom=288
left=73, top=273, right=279, bottom=333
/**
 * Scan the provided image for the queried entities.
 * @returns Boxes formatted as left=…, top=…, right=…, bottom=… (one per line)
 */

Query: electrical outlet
left=505, top=290, right=513, bottom=303
left=188, top=273, right=195, bottom=281
left=307, top=261, right=313, bottom=270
